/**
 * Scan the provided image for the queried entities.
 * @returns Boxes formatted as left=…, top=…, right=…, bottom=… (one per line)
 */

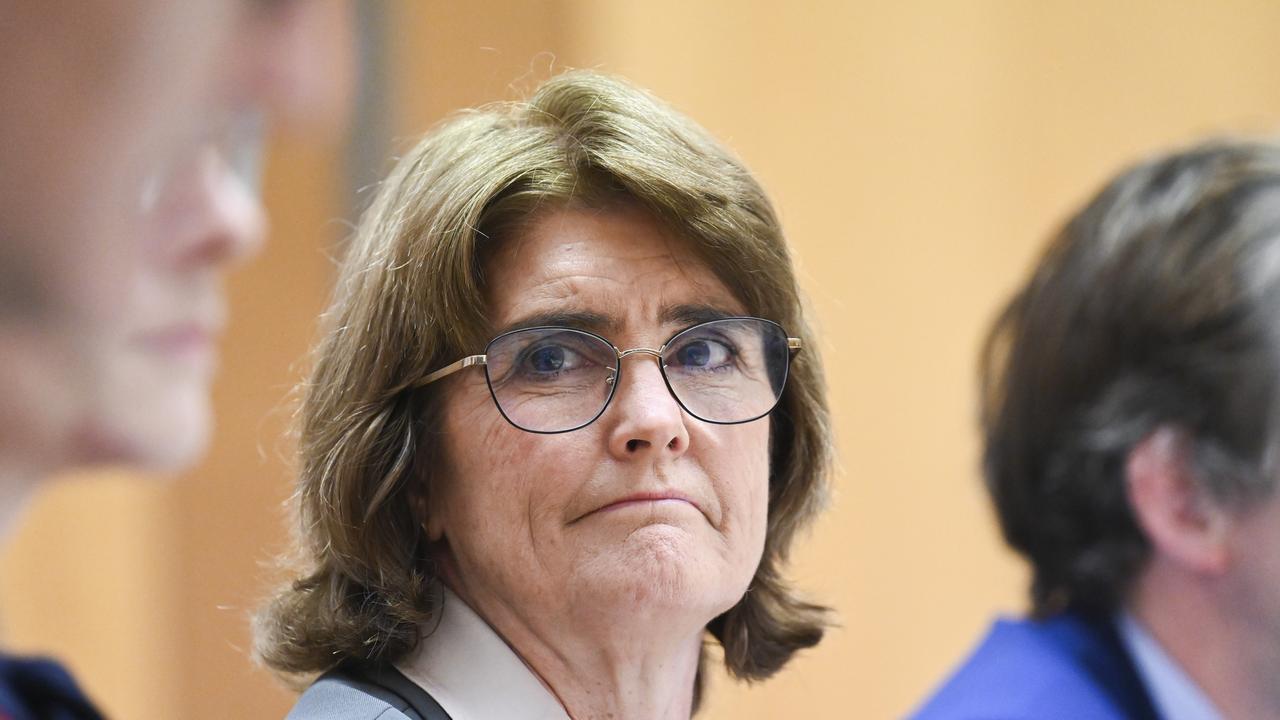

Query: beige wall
left=5, top=2, right=1280, bottom=718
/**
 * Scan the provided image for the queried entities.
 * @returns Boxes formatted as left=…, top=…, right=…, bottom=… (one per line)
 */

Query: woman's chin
left=571, top=527, right=746, bottom=619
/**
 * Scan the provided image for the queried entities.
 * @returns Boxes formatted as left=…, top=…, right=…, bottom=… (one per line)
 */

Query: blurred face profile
left=75, top=131, right=266, bottom=470
left=0, top=0, right=349, bottom=477
left=0, top=1, right=230, bottom=324
left=430, top=206, right=772, bottom=628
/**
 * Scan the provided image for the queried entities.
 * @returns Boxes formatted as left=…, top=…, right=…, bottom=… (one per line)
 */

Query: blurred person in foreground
left=255, top=70, right=833, bottom=720
left=0, top=2, right=351, bottom=718
left=913, top=140, right=1280, bottom=720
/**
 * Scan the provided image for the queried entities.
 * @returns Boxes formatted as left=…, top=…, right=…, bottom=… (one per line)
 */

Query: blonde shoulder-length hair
left=254, top=70, right=833, bottom=700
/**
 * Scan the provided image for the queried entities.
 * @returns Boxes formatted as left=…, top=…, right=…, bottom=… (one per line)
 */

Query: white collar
left=1116, top=611, right=1223, bottom=720
left=395, top=587, right=570, bottom=720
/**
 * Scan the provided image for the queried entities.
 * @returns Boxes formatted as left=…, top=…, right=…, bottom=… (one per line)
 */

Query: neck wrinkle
left=525, top=625, right=703, bottom=720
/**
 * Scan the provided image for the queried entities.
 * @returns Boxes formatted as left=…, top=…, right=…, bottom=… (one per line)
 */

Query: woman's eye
left=671, top=339, right=733, bottom=369
left=524, top=344, right=584, bottom=374
left=528, top=346, right=564, bottom=372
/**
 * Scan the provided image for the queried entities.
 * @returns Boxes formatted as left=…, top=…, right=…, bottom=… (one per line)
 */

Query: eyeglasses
left=419, top=317, right=801, bottom=434
left=139, top=110, right=266, bottom=213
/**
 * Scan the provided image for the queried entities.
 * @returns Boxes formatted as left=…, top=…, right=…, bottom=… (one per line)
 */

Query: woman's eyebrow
left=660, top=304, right=738, bottom=327
left=496, top=304, right=736, bottom=336
left=497, top=310, right=616, bottom=335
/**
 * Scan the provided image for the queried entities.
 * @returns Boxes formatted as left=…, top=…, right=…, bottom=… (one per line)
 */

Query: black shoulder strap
left=322, top=662, right=453, bottom=720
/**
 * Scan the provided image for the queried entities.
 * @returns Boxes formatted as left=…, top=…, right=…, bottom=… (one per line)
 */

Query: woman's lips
left=593, top=492, right=701, bottom=516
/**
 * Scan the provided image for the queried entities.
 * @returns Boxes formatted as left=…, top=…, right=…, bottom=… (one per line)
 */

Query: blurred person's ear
left=1126, top=427, right=1232, bottom=575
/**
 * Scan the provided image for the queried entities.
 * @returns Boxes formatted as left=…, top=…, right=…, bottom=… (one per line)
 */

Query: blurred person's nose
left=184, top=146, right=266, bottom=270
left=144, top=142, right=266, bottom=274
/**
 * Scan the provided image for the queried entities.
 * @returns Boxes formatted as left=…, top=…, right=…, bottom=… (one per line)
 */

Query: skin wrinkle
left=513, top=279, right=732, bottom=348
left=564, top=460, right=718, bottom=529
left=442, top=380, right=583, bottom=588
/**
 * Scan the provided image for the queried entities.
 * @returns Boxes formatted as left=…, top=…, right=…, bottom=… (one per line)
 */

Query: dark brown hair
left=253, top=70, right=832, bottom=700
left=982, top=139, right=1280, bottom=616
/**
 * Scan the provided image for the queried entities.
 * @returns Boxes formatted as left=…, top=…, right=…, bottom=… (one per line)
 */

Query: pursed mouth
left=573, top=492, right=705, bottom=524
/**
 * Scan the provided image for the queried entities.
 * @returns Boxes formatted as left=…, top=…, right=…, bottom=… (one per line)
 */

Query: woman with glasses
left=256, top=70, right=832, bottom=720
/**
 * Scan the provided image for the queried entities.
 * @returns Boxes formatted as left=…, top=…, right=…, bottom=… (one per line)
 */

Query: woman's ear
left=1126, top=426, right=1232, bottom=575
left=415, top=481, right=447, bottom=542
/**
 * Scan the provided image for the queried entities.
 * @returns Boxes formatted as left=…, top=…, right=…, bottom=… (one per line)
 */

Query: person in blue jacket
left=913, top=140, right=1280, bottom=720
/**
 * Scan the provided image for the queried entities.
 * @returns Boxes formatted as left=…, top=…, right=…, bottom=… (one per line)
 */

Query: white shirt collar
left=1116, top=611, right=1223, bottom=720
left=395, top=587, right=570, bottom=720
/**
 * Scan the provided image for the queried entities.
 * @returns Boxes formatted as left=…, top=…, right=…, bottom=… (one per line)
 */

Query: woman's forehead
left=483, top=207, right=745, bottom=331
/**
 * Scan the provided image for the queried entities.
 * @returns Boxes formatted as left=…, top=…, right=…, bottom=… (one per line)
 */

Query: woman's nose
left=606, top=353, right=691, bottom=460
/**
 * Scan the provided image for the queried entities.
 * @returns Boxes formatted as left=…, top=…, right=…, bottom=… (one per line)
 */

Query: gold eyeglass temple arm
left=420, top=354, right=486, bottom=386
left=788, top=337, right=802, bottom=352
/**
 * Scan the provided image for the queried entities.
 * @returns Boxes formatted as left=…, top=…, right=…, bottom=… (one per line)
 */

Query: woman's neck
left=446, top=572, right=707, bottom=720
left=525, top=622, right=703, bottom=720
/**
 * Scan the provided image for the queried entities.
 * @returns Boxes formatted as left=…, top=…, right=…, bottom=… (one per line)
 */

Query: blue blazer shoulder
left=909, top=611, right=1160, bottom=720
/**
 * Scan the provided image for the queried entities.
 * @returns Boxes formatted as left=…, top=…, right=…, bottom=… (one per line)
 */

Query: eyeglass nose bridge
left=604, top=345, right=667, bottom=386
left=616, top=346, right=664, bottom=360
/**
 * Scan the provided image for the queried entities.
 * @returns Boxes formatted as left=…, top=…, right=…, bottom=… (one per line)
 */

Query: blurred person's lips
left=134, top=322, right=219, bottom=358
left=134, top=296, right=228, bottom=357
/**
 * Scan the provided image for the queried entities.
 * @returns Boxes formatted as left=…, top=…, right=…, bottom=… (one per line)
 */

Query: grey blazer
left=285, top=665, right=451, bottom=720
left=286, top=677, right=414, bottom=720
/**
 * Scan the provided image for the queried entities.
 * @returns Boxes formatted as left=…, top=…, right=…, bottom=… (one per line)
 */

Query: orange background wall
left=5, top=2, right=1280, bottom=718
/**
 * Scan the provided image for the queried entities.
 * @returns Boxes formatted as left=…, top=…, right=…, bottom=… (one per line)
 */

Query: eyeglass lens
left=138, top=110, right=266, bottom=214
left=483, top=318, right=790, bottom=433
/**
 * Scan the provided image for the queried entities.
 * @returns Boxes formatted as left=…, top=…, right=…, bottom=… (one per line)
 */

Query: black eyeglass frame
left=417, top=317, right=802, bottom=435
